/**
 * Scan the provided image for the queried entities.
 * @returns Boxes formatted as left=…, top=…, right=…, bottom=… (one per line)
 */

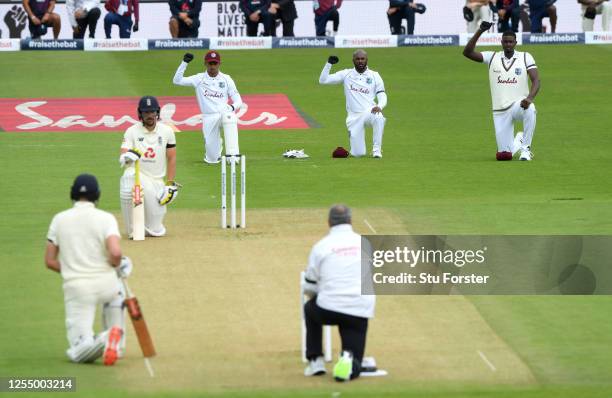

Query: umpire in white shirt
left=303, top=205, right=375, bottom=381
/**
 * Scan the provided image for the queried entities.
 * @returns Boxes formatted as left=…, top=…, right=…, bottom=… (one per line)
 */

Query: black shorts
left=171, top=16, right=200, bottom=37
left=28, top=16, right=48, bottom=38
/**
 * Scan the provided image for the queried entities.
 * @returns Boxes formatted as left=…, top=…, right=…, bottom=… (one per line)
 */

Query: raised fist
left=479, top=21, right=493, bottom=32
left=4, top=6, right=27, bottom=38
left=133, top=23, right=139, bottom=32
left=183, top=53, right=194, bottom=63
left=328, top=55, right=339, bottom=65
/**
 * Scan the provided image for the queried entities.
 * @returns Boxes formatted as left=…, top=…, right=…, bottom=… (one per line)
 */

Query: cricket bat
left=132, top=159, right=145, bottom=241
left=122, top=278, right=156, bottom=357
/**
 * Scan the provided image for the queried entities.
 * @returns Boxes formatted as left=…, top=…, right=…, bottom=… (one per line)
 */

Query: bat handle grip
left=121, top=277, right=134, bottom=299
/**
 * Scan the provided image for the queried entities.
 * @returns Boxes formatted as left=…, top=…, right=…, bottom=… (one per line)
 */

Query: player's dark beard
left=355, top=62, right=367, bottom=73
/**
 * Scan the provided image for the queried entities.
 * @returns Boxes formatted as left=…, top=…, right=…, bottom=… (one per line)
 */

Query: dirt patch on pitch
left=114, top=208, right=535, bottom=392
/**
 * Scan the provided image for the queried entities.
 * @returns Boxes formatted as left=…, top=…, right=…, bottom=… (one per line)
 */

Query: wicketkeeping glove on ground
left=119, top=148, right=142, bottom=167
left=117, top=256, right=133, bottom=278
left=328, top=55, right=339, bottom=64
left=183, top=53, right=194, bottom=63
left=158, top=181, right=181, bottom=205
left=479, top=21, right=493, bottom=31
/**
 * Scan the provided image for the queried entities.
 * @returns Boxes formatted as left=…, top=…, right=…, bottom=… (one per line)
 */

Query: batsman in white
left=119, top=96, right=179, bottom=237
left=319, top=49, right=387, bottom=158
left=45, top=174, right=132, bottom=365
left=463, top=23, right=540, bottom=161
left=303, top=205, right=376, bottom=382
left=173, top=50, right=243, bottom=164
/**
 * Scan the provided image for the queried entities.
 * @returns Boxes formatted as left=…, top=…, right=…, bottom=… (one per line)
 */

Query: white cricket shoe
left=372, top=149, right=382, bottom=158
left=304, top=356, right=327, bottom=376
left=519, top=147, right=533, bottom=161
left=512, top=132, right=524, bottom=156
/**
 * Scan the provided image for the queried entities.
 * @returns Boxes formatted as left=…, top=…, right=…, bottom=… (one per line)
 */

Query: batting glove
left=119, top=148, right=142, bottom=167
left=328, top=55, right=339, bottom=65
left=157, top=181, right=181, bottom=205
left=183, top=53, right=194, bottom=63
left=117, top=256, right=133, bottom=278
left=133, top=23, right=139, bottom=32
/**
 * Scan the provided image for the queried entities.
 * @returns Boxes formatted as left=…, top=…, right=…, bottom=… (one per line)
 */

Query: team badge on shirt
left=366, top=78, right=372, bottom=84
left=219, top=82, right=226, bottom=88
left=515, top=68, right=522, bottom=75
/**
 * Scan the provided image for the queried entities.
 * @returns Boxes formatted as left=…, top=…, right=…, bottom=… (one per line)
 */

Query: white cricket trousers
left=63, top=274, right=124, bottom=362
left=582, top=3, right=612, bottom=31
left=202, top=112, right=240, bottom=163
left=492, top=100, right=536, bottom=152
left=346, top=111, right=386, bottom=157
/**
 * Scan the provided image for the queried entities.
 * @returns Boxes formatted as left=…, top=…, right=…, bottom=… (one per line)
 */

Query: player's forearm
left=44, top=242, right=61, bottom=273
left=376, top=92, right=387, bottom=109
left=230, top=92, right=243, bottom=110
left=319, top=63, right=341, bottom=84
left=166, top=152, right=177, bottom=182
left=528, top=80, right=540, bottom=101
left=172, top=62, right=191, bottom=86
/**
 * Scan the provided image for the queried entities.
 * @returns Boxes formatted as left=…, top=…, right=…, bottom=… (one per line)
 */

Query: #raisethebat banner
left=0, top=1, right=590, bottom=41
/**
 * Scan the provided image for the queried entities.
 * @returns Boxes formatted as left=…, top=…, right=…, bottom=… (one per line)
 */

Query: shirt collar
left=329, top=224, right=353, bottom=234
left=73, top=201, right=95, bottom=209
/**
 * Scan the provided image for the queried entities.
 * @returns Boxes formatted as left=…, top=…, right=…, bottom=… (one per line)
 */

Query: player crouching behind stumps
left=303, top=205, right=375, bottom=381
left=319, top=50, right=387, bottom=158
left=45, top=174, right=133, bottom=365
left=119, top=96, right=179, bottom=238
left=463, top=22, right=540, bottom=161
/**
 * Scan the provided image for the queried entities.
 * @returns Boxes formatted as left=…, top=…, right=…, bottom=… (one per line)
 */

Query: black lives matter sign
left=217, top=2, right=246, bottom=37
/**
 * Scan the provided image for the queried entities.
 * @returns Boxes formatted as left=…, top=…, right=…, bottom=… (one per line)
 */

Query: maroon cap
left=332, top=147, right=349, bottom=158
left=205, top=50, right=221, bottom=63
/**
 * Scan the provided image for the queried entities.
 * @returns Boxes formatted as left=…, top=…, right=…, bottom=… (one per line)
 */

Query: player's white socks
left=66, top=332, right=108, bottom=363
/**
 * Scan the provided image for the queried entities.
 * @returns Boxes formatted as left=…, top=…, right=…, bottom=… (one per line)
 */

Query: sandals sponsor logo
left=0, top=95, right=310, bottom=132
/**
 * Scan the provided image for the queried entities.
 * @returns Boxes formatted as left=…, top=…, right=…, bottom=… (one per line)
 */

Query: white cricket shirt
left=173, top=62, right=243, bottom=115
left=121, top=122, right=176, bottom=179
left=47, top=202, right=120, bottom=282
left=305, top=224, right=376, bottom=319
left=319, top=63, right=386, bottom=114
left=483, top=50, right=536, bottom=111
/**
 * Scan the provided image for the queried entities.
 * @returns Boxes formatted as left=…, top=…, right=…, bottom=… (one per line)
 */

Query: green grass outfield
left=1, top=45, right=612, bottom=398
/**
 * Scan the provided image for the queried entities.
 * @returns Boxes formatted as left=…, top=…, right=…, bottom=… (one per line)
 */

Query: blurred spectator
left=66, top=0, right=101, bottom=38
left=104, top=0, right=139, bottom=38
left=22, top=0, right=61, bottom=39
left=169, top=0, right=202, bottom=38
left=496, top=0, right=520, bottom=32
left=526, top=0, right=557, bottom=33
left=387, top=1, right=425, bottom=35
left=464, top=0, right=493, bottom=33
left=388, top=0, right=415, bottom=34
left=269, top=0, right=297, bottom=36
left=579, top=0, right=611, bottom=31
left=240, top=0, right=274, bottom=36
left=314, top=0, right=342, bottom=36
